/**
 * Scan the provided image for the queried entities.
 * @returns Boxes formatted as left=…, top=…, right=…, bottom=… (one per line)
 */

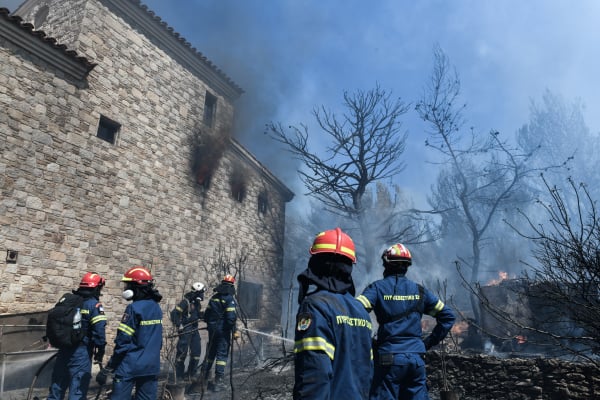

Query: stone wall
left=425, top=352, right=600, bottom=400
left=0, top=0, right=291, bottom=348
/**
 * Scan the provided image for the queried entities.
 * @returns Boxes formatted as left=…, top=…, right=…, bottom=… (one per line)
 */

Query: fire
left=515, top=335, right=527, bottom=345
left=485, top=271, right=510, bottom=286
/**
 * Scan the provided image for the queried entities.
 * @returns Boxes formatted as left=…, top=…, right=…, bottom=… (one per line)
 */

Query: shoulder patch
left=296, top=312, right=312, bottom=331
left=97, top=304, right=105, bottom=314
left=121, top=313, right=129, bottom=323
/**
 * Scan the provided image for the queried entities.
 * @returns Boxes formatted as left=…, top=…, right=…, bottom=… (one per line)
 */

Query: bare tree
left=415, top=45, right=564, bottom=321
left=366, top=182, right=438, bottom=246
left=508, top=176, right=599, bottom=361
left=267, top=84, right=414, bottom=272
left=454, top=176, right=600, bottom=364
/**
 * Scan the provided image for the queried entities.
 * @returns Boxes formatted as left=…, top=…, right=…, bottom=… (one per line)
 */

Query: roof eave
left=102, top=0, right=243, bottom=102
left=0, top=8, right=96, bottom=81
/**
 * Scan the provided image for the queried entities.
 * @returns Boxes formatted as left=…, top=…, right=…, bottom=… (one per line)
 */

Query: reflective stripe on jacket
left=80, top=296, right=107, bottom=348
left=112, top=299, right=163, bottom=377
left=293, top=290, right=373, bottom=400
left=205, top=292, right=236, bottom=331
left=357, top=274, right=455, bottom=354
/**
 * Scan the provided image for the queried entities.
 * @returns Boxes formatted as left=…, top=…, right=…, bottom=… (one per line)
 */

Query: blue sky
left=4, top=0, right=600, bottom=211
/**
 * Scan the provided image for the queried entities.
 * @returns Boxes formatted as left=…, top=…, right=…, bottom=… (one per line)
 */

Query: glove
left=233, top=331, right=241, bottom=340
left=423, top=337, right=433, bottom=351
left=96, top=367, right=113, bottom=386
left=93, top=345, right=105, bottom=364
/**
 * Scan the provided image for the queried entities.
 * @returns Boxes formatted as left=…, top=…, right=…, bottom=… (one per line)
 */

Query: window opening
left=97, top=115, right=120, bottom=144
left=258, top=192, right=268, bottom=214
left=238, top=280, right=262, bottom=319
left=203, top=91, right=217, bottom=127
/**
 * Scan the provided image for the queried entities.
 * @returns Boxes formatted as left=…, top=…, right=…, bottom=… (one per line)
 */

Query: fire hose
left=27, top=352, right=57, bottom=400
left=166, top=324, right=208, bottom=339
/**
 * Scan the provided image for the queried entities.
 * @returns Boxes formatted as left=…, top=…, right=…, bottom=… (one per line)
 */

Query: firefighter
left=357, top=243, right=456, bottom=400
left=96, top=266, right=163, bottom=400
left=201, top=274, right=238, bottom=392
left=47, top=272, right=107, bottom=400
left=293, top=227, right=373, bottom=400
left=171, top=281, right=206, bottom=382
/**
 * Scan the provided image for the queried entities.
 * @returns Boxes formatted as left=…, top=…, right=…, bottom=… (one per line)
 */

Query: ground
left=180, top=358, right=295, bottom=400
left=19, top=360, right=296, bottom=400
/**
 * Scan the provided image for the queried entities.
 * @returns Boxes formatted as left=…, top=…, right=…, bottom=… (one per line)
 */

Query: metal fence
left=0, top=322, right=56, bottom=398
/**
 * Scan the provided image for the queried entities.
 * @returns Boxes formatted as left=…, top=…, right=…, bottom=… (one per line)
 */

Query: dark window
left=231, top=182, right=246, bottom=202
left=237, top=280, right=262, bottom=319
left=203, top=91, right=217, bottom=127
left=258, top=192, right=268, bottom=214
left=97, top=115, right=120, bottom=144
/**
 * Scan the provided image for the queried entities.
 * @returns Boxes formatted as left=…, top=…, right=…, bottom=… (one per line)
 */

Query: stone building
left=0, top=0, right=293, bottom=345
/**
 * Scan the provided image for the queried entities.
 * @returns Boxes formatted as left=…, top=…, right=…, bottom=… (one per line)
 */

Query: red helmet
left=381, top=243, right=412, bottom=265
left=222, top=274, right=235, bottom=284
left=309, top=227, right=356, bottom=263
left=121, top=266, right=153, bottom=285
left=79, top=272, right=105, bottom=288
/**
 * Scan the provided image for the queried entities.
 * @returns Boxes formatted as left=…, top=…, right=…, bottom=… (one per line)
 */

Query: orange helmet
left=79, top=272, right=105, bottom=288
left=381, top=243, right=412, bottom=265
left=121, top=266, right=154, bottom=285
left=222, top=274, right=235, bottom=284
left=309, top=227, right=356, bottom=263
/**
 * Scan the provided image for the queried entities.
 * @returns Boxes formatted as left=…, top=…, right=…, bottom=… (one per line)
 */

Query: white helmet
left=192, top=282, right=205, bottom=292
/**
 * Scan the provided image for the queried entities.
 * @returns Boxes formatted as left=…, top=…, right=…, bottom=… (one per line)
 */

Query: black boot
left=175, top=361, right=185, bottom=383
left=212, top=374, right=226, bottom=392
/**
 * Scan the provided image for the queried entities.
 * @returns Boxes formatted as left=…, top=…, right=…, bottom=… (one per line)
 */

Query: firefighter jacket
left=204, top=284, right=236, bottom=332
left=171, top=291, right=203, bottom=331
left=109, top=298, right=163, bottom=377
left=294, top=290, right=373, bottom=400
left=79, top=294, right=107, bottom=349
left=357, top=274, right=455, bottom=354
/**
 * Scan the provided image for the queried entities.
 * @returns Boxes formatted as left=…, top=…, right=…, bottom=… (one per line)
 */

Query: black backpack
left=46, top=293, right=86, bottom=349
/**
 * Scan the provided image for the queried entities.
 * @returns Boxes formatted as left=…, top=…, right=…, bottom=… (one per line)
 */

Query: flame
left=515, top=335, right=527, bottom=344
left=485, top=271, right=510, bottom=286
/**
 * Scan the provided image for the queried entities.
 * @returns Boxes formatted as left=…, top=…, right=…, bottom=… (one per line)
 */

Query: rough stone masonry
left=0, top=0, right=293, bottom=353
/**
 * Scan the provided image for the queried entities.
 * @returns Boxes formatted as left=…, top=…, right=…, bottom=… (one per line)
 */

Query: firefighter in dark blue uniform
left=294, top=227, right=373, bottom=400
left=357, top=243, right=456, bottom=400
left=171, top=281, right=205, bottom=381
left=96, top=266, right=163, bottom=400
left=201, top=274, right=237, bottom=392
left=47, top=272, right=107, bottom=400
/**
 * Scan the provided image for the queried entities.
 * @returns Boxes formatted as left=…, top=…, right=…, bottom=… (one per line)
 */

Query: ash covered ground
left=183, top=361, right=295, bottom=400
left=22, top=360, right=296, bottom=400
